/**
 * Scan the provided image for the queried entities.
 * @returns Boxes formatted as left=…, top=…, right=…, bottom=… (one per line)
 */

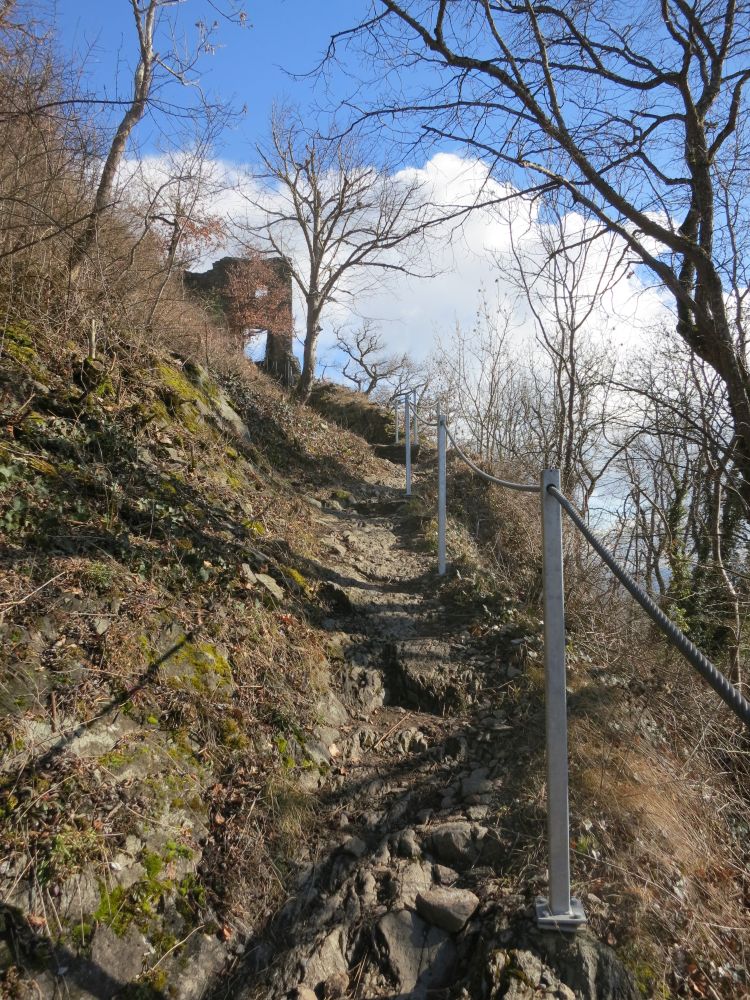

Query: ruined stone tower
left=184, top=255, right=299, bottom=385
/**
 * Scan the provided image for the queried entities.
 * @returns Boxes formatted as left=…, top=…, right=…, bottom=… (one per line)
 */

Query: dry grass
left=564, top=601, right=750, bottom=998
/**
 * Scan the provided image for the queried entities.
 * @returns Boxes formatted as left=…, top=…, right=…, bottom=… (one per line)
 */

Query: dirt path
left=222, top=482, right=637, bottom=1000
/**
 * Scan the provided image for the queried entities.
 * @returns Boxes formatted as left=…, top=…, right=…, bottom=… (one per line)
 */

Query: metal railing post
left=437, top=407, right=447, bottom=575
left=536, top=468, right=585, bottom=932
left=405, top=395, right=412, bottom=497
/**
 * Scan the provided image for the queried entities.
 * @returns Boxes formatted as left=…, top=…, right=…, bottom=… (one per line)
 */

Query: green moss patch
left=280, top=564, right=310, bottom=593
left=1, top=322, right=51, bottom=382
left=155, top=362, right=214, bottom=435
left=2, top=322, right=37, bottom=364
left=160, top=638, right=234, bottom=695
left=156, top=362, right=204, bottom=404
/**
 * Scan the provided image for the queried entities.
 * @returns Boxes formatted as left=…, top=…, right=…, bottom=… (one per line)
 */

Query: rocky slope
left=0, top=335, right=396, bottom=998
left=1, top=331, right=746, bottom=999
left=221, top=491, right=638, bottom=1000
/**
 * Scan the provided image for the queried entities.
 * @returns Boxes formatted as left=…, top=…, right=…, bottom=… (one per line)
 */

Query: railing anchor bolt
left=534, top=897, right=587, bottom=933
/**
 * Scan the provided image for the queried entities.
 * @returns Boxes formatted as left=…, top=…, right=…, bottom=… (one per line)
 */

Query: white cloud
left=316, top=154, right=670, bottom=366
left=125, top=151, right=672, bottom=369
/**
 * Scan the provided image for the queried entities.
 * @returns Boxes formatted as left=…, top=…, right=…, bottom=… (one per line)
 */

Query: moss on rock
left=160, top=637, right=234, bottom=695
left=2, top=322, right=37, bottom=364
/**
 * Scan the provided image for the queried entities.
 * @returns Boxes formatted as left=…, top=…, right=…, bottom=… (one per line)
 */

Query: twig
left=372, top=713, right=412, bottom=751
left=149, top=924, right=205, bottom=970
left=5, top=393, right=36, bottom=425
left=0, top=571, right=68, bottom=610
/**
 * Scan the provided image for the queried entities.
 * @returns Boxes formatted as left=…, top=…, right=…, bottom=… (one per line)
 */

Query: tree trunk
left=722, top=368, right=750, bottom=514
left=710, top=475, right=742, bottom=688
left=685, top=303, right=750, bottom=513
left=69, top=3, right=154, bottom=281
left=146, top=218, right=181, bottom=331
left=296, top=300, right=320, bottom=400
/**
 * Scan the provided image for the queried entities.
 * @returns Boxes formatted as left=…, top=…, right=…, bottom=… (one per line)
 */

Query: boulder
left=539, top=931, right=640, bottom=1000
left=397, top=828, right=422, bottom=859
left=375, top=908, right=456, bottom=997
left=344, top=666, right=385, bottom=716
left=385, top=638, right=468, bottom=713
left=461, top=767, right=493, bottom=800
left=292, top=988, right=318, bottom=1000
left=301, top=927, right=349, bottom=993
left=90, top=924, right=150, bottom=985
left=416, top=887, right=479, bottom=933
left=340, top=836, right=367, bottom=859
left=467, top=916, right=640, bottom=1000
left=320, top=581, right=355, bottom=613
left=163, top=932, right=228, bottom=1000
left=428, top=821, right=481, bottom=868
left=256, top=573, right=284, bottom=601
left=395, top=860, right=433, bottom=908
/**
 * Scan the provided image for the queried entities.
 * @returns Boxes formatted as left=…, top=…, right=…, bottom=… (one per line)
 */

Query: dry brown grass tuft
left=566, top=612, right=750, bottom=997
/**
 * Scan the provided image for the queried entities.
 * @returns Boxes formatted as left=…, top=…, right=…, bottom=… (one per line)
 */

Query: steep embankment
left=0, top=333, right=400, bottom=997
left=1, top=332, right=747, bottom=999
left=0, top=333, right=633, bottom=1000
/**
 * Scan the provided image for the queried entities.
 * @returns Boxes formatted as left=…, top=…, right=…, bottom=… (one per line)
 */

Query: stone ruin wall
left=184, top=256, right=298, bottom=383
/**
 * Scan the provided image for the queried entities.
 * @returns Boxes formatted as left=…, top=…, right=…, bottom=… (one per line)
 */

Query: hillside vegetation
left=0, top=330, right=399, bottom=994
left=2, top=2, right=749, bottom=995
left=0, top=329, right=748, bottom=1000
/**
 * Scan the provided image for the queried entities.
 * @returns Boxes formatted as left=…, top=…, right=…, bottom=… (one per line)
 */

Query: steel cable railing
left=414, top=408, right=439, bottom=428
left=394, top=392, right=750, bottom=933
left=445, top=425, right=540, bottom=493
left=549, top=485, right=750, bottom=728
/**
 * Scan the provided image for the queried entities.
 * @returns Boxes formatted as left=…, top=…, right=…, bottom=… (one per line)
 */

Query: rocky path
left=224, top=485, right=638, bottom=1000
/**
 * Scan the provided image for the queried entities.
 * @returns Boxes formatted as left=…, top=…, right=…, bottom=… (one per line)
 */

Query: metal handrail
left=549, top=485, right=750, bottom=728
left=396, top=393, right=749, bottom=935
left=445, top=426, right=540, bottom=492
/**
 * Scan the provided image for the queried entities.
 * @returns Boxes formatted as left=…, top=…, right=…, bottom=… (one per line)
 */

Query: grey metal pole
left=437, top=408, right=447, bottom=576
left=405, top=395, right=412, bottom=497
left=536, top=469, right=585, bottom=932
left=412, top=388, right=419, bottom=445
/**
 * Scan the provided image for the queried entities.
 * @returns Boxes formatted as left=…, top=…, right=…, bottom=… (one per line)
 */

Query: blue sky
left=53, top=0, right=368, bottom=159
left=49, top=2, right=661, bottom=369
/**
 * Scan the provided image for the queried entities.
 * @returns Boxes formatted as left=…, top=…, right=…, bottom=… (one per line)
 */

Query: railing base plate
left=535, top=897, right=586, bottom=932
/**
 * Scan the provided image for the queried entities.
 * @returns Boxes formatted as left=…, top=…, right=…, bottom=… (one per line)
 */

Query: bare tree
left=430, top=291, right=522, bottom=462
left=0, top=19, right=88, bottom=238
left=69, top=1, right=159, bottom=279
left=502, top=198, right=628, bottom=503
left=332, top=2, right=750, bottom=507
left=135, top=135, right=227, bottom=330
left=0, top=10, right=98, bottom=335
left=0, top=2, right=244, bottom=362
left=373, top=356, right=429, bottom=405
left=612, top=333, right=746, bottom=683
left=334, top=322, right=412, bottom=395
left=69, top=0, right=242, bottom=281
left=240, top=108, right=436, bottom=399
